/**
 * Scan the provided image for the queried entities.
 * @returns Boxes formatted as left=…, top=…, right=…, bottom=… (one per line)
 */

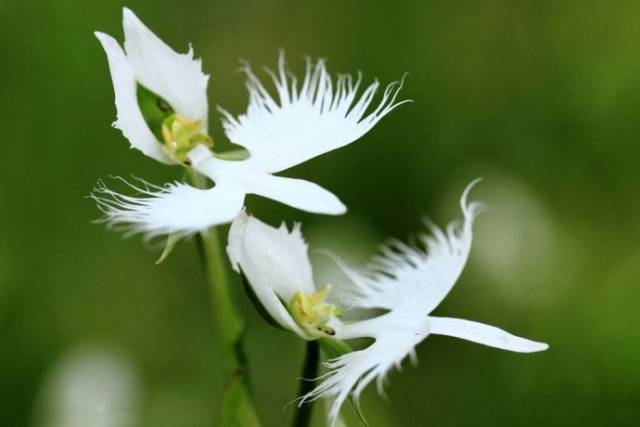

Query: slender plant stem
left=199, top=226, right=243, bottom=368
left=189, top=169, right=261, bottom=427
left=293, top=340, right=320, bottom=427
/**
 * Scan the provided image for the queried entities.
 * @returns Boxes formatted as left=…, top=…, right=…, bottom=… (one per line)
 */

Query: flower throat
left=136, top=84, right=212, bottom=164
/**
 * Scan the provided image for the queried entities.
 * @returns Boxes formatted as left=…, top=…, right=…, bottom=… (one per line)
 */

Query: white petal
left=245, top=174, right=346, bottom=215
left=122, top=8, right=209, bottom=124
left=95, top=32, right=172, bottom=164
left=429, top=316, right=549, bottom=353
left=340, top=180, right=484, bottom=313
left=227, top=213, right=315, bottom=338
left=91, top=178, right=245, bottom=239
left=303, top=311, right=430, bottom=426
left=219, top=52, right=409, bottom=173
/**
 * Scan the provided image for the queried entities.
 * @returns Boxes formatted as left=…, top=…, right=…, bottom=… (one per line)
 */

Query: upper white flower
left=227, top=180, right=548, bottom=425
left=93, top=8, right=408, bottom=239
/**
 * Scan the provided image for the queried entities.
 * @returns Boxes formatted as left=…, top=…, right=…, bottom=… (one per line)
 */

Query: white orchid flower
left=227, top=181, right=548, bottom=425
left=92, top=8, right=408, bottom=239
left=228, top=208, right=342, bottom=341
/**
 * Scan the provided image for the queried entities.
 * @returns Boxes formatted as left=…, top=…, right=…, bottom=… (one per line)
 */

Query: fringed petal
left=219, top=52, right=410, bottom=173
left=303, top=311, right=430, bottom=426
left=339, top=179, right=485, bottom=314
left=90, top=177, right=245, bottom=240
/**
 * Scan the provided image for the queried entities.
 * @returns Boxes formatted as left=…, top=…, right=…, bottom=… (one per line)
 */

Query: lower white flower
left=93, top=8, right=408, bottom=240
left=227, top=180, right=548, bottom=425
left=228, top=208, right=343, bottom=340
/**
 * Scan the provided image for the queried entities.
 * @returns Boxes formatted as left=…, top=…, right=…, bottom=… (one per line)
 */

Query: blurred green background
left=1, top=0, right=639, bottom=426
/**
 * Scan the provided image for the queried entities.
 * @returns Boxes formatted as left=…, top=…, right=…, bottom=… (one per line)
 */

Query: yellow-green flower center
left=161, top=114, right=213, bottom=164
left=136, top=84, right=213, bottom=164
left=290, top=286, right=342, bottom=337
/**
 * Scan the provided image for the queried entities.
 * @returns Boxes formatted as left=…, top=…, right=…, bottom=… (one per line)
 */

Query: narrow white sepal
left=429, top=317, right=549, bottom=353
left=219, top=52, right=410, bottom=173
left=95, top=31, right=172, bottom=164
left=227, top=212, right=315, bottom=339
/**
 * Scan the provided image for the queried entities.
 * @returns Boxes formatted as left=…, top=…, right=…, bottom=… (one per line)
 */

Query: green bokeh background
left=1, top=0, right=639, bottom=426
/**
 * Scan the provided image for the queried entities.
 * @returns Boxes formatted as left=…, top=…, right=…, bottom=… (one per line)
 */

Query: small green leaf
left=155, top=234, right=179, bottom=264
left=318, top=337, right=353, bottom=359
left=215, top=149, right=251, bottom=161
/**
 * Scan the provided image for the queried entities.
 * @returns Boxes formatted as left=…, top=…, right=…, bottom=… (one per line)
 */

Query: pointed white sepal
left=95, top=31, right=171, bottom=163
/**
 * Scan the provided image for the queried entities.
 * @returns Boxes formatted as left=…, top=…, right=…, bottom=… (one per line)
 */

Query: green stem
left=199, top=227, right=243, bottom=368
left=293, top=341, right=320, bottom=427
left=189, top=169, right=261, bottom=427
